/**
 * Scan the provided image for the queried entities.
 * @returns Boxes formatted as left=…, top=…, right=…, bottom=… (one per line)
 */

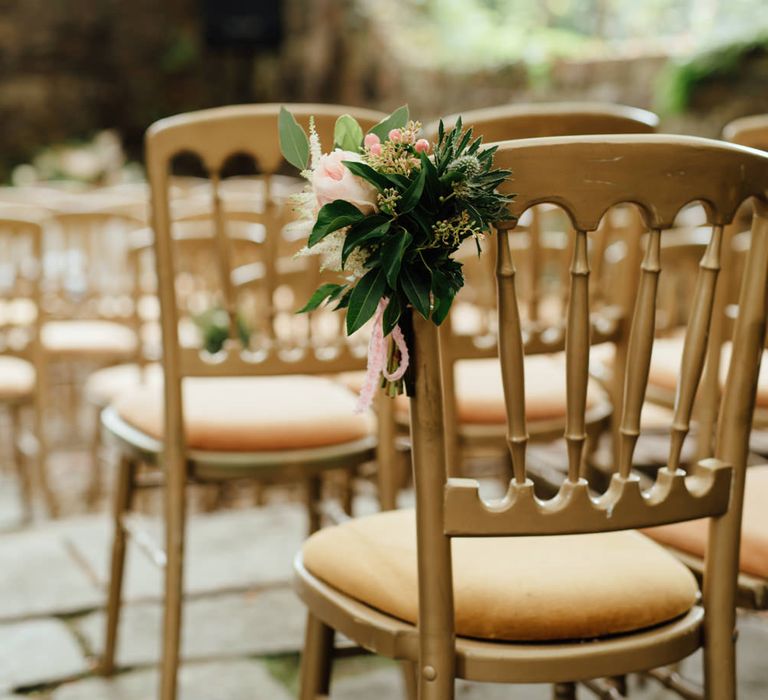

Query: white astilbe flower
left=308, top=116, right=322, bottom=170
left=296, top=228, right=369, bottom=280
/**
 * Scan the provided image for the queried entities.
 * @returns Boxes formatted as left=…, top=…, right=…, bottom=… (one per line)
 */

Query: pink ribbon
left=354, top=298, right=410, bottom=414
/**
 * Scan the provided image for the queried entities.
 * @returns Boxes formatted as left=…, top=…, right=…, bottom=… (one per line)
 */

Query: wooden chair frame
left=98, top=104, right=387, bottom=700
left=295, top=135, right=768, bottom=700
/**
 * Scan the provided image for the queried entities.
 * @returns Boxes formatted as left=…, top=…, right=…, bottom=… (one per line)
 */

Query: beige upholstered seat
left=113, top=375, right=374, bottom=452
left=42, top=320, right=137, bottom=357
left=648, top=337, right=768, bottom=408
left=0, top=356, right=35, bottom=400
left=85, top=362, right=162, bottom=407
left=646, top=465, right=768, bottom=580
left=303, top=509, right=698, bottom=642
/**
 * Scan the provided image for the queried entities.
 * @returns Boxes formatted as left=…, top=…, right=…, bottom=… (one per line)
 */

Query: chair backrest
left=0, top=211, right=44, bottom=363
left=723, top=114, right=768, bottom=151
left=144, top=103, right=386, bottom=455
left=426, top=101, right=659, bottom=142
left=406, top=134, right=768, bottom=666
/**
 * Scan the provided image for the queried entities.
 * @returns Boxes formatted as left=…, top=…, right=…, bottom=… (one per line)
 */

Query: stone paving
left=2, top=466, right=768, bottom=699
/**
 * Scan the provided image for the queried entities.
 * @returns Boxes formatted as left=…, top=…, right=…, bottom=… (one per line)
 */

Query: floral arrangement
left=279, top=105, right=512, bottom=410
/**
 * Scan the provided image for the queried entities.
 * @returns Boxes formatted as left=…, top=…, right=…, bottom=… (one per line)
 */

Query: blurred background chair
left=0, top=210, right=49, bottom=520
left=295, top=134, right=768, bottom=700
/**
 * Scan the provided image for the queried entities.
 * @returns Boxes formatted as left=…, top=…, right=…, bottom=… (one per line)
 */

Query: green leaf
left=368, top=105, right=409, bottom=142
left=308, top=200, right=365, bottom=247
left=381, top=229, right=412, bottom=289
left=382, top=294, right=402, bottom=336
left=342, top=161, right=398, bottom=192
left=346, top=266, right=387, bottom=335
left=398, top=162, right=427, bottom=215
left=335, top=288, right=353, bottom=310
left=430, top=269, right=457, bottom=326
left=334, top=114, right=364, bottom=151
left=278, top=106, right=310, bottom=172
left=401, top=262, right=431, bottom=319
left=296, top=283, right=345, bottom=314
left=341, top=217, right=391, bottom=267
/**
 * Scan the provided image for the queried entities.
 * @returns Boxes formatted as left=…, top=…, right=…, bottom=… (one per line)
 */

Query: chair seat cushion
left=42, top=320, right=137, bottom=357
left=0, top=356, right=34, bottom=399
left=645, top=465, right=768, bottom=579
left=647, top=338, right=768, bottom=409
left=113, top=375, right=374, bottom=452
left=393, top=354, right=605, bottom=424
left=84, top=363, right=162, bottom=407
left=302, top=510, right=699, bottom=642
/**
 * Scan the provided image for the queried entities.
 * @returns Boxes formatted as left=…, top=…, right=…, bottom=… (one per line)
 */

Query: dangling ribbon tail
left=354, top=298, right=410, bottom=414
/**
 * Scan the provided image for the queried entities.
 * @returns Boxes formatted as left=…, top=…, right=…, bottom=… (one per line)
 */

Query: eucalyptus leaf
left=368, top=105, right=409, bottom=142
left=278, top=107, right=310, bottom=172
left=334, top=114, right=364, bottom=151
left=309, top=200, right=365, bottom=247
left=347, top=266, right=387, bottom=335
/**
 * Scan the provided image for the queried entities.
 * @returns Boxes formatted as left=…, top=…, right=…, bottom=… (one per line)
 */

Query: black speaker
left=201, top=0, right=283, bottom=50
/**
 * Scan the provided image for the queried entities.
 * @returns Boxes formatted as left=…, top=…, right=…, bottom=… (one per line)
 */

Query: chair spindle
left=618, top=228, right=662, bottom=478
left=496, top=224, right=528, bottom=484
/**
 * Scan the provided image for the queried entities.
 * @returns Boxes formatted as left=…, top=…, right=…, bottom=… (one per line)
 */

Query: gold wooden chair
left=0, top=211, right=50, bottom=520
left=421, top=103, right=658, bottom=486
left=294, top=134, right=768, bottom=700
left=35, top=203, right=145, bottom=513
left=98, top=104, right=387, bottom=700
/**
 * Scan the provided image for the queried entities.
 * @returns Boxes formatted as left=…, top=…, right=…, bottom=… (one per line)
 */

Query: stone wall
left=0, top=1, right=765, bottom=180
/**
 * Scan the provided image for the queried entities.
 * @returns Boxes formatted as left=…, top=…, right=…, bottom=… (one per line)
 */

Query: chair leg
left=553, top=682, right=577, bottom=699
left=87, top=406, right=103, bottom=509
left=299, top=613, right=334, bottom=700
left=341, top=467, right=355, bottom=516
left=33, top=365, right=58, bottom=518
left=10, top=403, right=33, bottom=524
left=400, top=661, right=417, bottom=700
left=305, top=475, right=322, bottom=534
left=159, top=461, right=188, bottom=700
left=101, top=455, right=135, bottom=675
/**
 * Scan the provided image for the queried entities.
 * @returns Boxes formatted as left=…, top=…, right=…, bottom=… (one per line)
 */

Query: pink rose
left=312, top=149, right=378, bottom=214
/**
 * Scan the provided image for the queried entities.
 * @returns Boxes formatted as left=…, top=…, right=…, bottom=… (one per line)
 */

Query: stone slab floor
left=1, top=471, right=768, bottom=699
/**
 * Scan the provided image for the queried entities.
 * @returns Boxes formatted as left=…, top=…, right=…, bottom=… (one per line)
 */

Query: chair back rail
left=723, top=113, right=768, bottom=151
left=426, top=101, right=659, bottom=142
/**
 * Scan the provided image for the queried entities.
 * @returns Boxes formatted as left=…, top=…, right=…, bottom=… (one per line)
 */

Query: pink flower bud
left=388, top=128, right=402, bottom=143
left=364, top=133, right=380, bottom=147
left=368, top=142, right=383, bottom=156
left=414, top=138, right=430, bottom=153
